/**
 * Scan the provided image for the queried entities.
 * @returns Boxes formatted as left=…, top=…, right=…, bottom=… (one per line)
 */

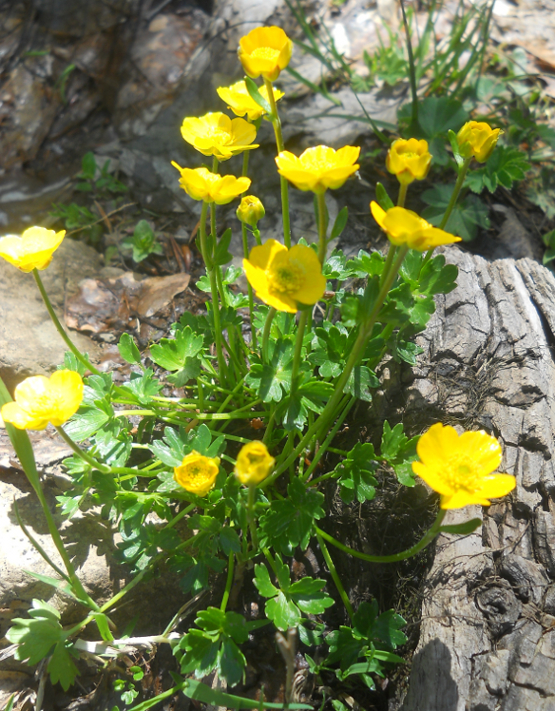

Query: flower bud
left=456, top=121, right=503, bottom=163
left=237, top=195, right=265, bottom=227
left=386, top=138, right=432, bottom=186
left=235, top=441, right=275, bottom=486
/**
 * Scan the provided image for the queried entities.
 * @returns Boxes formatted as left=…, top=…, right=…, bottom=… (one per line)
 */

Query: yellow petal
left=370, top=201, right=386, bottom=230
left=416, top=423, right=461, bottom=467
left=473, top=473, right=516, bottom=499
left=49, top=370, right=84, bottom=424
left=248, top=239, right=287, bottom=270
left=458, top=430, right=502, bottom=474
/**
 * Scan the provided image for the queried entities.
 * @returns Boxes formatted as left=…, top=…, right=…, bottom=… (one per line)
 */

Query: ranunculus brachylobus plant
left=0, top=23, right=511, bottom=706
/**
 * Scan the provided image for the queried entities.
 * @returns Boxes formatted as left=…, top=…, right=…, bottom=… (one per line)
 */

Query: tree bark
left=400, top=248, right=555, bottom=711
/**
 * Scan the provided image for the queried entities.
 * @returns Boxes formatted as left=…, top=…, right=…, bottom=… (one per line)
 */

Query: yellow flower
left=1, top=370, right=84, bottom=430
left=217, top=81, right=284, bottom=121
left=243, top=239, right=326, bottom=313
left=386, top=138, right=432, bottom=185
left=276, top=145, right=360, bottom=194
left=0, top=226, right=65, bottom=272
left=172, top=164, right=251, bottom=204
left=235, top=441, right=275, bottom=485
left=238, top=26, right=293, bottom=82
left=237, top=195, right=265, bottom=227
left=174, top=451, right=220, bottom=497
left=370, top=202, right=462, bottom=251
left=456, top=121, right=503, bottom=163
left=412, top=423, right=516, bottom=509
left=180, top=112, right=258, bottom=161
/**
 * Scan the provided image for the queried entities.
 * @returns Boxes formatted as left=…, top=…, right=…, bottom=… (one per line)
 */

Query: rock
left=0, top=238, right=103, bottom=390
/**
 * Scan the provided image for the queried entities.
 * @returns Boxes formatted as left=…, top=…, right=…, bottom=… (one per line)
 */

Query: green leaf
left=266, top=591, right=302, bottom=631
left=260, top=479, right=325, bottom=554
left=289, top=578, right=335, bottom=614
left=7, top=601, right=65, bottom=666
left=220, top=527, right=241, bottom=555
left=465, top=146, right=530, bottom=195
left=414, top=96, right=469, bottom=139
left=118, top=333, right=141, bottom=364
left=330, top=207, right=349, bottom=240
left=421, top=184, right=490, bottom=242
left=245, top=339, right=294, bottom=403
left=214, top=228, right=233, bottom=266
left=180, top=678, right=312, bottom=709
left=253, top=563, right=279, bottom=598
left=375, top=182, right=394, bottom=211
left=64, top=405, right=110, bottom=441
left=48, top=641, right=79, bottom=691
left=122, top=369, right=162, bottom=404
left=245, top=76, right=273, bottom=116
left=179, top=629, right=219, bottom=677
left=344, top=366, right=379, bottom=402
left=80, top=151, right=96, bottom=180
left=439, top=518, right=482, bottom=535
left=219, top=638, right=247, bottom=686
left=151, top=425, right=190, bottom=466
left=150, top=326, right=204, bottom=372
left=121, top=220, right=164, bottom=262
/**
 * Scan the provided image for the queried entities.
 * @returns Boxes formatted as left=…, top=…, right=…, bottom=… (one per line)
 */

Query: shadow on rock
left=401, top=638, right=459, bottom=711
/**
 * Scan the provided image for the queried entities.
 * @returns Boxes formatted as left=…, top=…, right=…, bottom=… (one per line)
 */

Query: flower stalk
left=198, top=200, right=227, bottom=384
left=33, top=269, right=101, bottom=376
left=264, top=77, right=291, bottom=248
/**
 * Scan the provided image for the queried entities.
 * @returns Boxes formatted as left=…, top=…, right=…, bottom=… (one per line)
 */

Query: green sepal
left=375, top=183, right=394, bottom=211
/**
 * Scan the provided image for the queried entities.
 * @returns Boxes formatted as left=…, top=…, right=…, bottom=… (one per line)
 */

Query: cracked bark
left=396, top=248, right=555, bottom=711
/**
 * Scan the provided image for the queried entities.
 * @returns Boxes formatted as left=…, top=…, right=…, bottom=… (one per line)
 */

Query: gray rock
left=0, top=238, right=103, bottom=390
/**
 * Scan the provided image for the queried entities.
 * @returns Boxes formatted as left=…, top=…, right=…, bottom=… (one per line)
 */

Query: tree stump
left=399, top=248, right=555, bottom=711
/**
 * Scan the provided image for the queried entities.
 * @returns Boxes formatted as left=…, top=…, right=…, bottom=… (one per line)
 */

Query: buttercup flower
left=276, top=145, right=360, bottom=194
left=386, top=138, right=432, bottom=185
left=243, top=239, right=326, bottom=313
left=174, top=451, right=220, bottom=496
left=217, top=81, right=284, bottom=122
left=237, top=195, right=265, bottom=227
left=412, top=423, right=516, bottom=509
left=180, top=112, right=258, bottom=161
left=238, top=26, right=293, bottom=82
left=0, top=226, right=65, bottom=272
left=172, top=164, right=251, bottom=204
left=235, top=441, right=275, bottom=486
left=456, top=121, right=503, bottom=163
left=370, top=202, right=461, bottom=251
left=1, top=370, right=84, bottom=430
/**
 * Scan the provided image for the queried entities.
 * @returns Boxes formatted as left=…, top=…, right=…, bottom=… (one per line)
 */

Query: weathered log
left=399, top=248, right=555, bottom=711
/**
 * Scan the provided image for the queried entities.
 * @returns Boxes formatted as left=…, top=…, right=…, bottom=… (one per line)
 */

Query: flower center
left=251, top=47, right=280, bottom=62
left=269, top=263, right=303, bottom=293
left=206, top=127, right=232, bottom=144
left=444, top=455, right=479, bottom=492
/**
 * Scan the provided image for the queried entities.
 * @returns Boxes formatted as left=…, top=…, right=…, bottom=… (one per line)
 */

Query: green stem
left=220, top=552, right=235, bottom=612
left=316, top=531, right=354, bottom=620
left=33, top=269, right=101, bottom=376
left=400, top=0, right=419, bottom=131
left=439, top=156, right=472, bottom=230
left=422, top=155, right=471, bottom=267
left=316, top=191, right=328, bottom=265
left=55, top=425, right=110, bottom=473
left=290, top=311, right=308, bottom=395
left=262, top=307, right=277, bottom=363
left=268, top=246, right=409, bottom=483
left=164, top=503, right=196, bottom=530
left=240, top=151, right=257, bottom=349
left=397, top=182, right=408, bottom=207
left=302, top=395, right=355, bottom=482
left=264, top=77, right=290, bottom=248
left=315, top=508, right=447, bottom=563
left=247, top=484, right=259, bottom=551
left=199, top=200, right=227, bottom=385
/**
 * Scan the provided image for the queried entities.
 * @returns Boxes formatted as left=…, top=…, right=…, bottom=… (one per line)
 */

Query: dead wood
left=398, top=248, right=555, bottom=711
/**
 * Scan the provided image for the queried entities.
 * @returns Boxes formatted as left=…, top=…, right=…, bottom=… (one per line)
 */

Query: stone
left=0, top=238, right=103, bottom=390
